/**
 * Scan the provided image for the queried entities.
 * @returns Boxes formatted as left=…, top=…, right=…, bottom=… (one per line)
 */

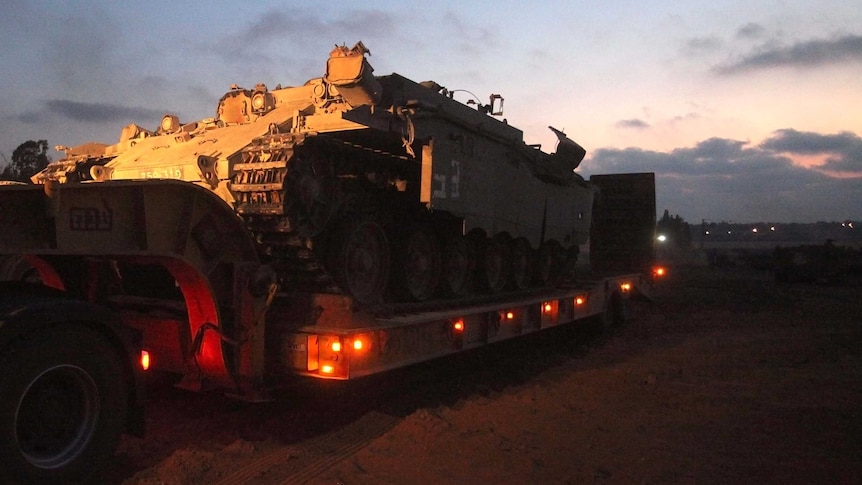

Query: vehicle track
left=212, top=410, right=400, bottom=484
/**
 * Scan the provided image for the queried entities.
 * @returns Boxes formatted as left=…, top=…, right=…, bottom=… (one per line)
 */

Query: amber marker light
left=653, top=266, right=666, bottom=278
left=353, top=338, right=364, bottom=351
left=330, top=340, right=342, bottom=352
left=453, top=319, right=465, bottom=332
left=140, top=350, right=150, bottom=371
left=543, top=302, right=553, bottom=313
left=505, top=311, right=515, bottom=320
left=321, top=364, right=335, bottom=374
left=620, top=282, right=632, bottom=293
left=575, top=296, right=586, bottom=306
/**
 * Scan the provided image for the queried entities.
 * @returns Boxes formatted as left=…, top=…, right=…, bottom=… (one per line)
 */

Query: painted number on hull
left=433, top=160, right=460, bottom=199
left=140, top=166, right=184, bottom=179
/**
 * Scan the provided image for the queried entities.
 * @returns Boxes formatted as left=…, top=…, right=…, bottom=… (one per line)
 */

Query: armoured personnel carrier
left=34, top=42, right=595, bottom=304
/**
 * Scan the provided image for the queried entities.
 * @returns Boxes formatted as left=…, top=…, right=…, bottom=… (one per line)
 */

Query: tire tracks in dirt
left=212, top=410, right=400, bottom=484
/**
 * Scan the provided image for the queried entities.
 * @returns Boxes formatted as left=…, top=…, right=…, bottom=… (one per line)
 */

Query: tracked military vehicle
left=34, top=42, right=595, bottom=304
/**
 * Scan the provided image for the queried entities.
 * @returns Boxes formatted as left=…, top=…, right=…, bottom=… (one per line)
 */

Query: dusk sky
left=1, top=1, right=860, bottom=223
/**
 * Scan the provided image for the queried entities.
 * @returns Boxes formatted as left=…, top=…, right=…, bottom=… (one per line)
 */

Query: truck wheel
left=0, top=326, right=128, bottom=483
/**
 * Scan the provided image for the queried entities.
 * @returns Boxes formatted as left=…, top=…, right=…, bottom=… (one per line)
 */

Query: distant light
left=657, top=234, right=667, bottom=242
left=727, top=230, right=732, bottom=234
left=770, top=226, right=776, bottom=231
left=752, top=228, right=758, bottom=233
left=704, top=230, right=710, bottom=235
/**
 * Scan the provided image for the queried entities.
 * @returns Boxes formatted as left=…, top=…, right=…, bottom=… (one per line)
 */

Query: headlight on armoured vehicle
left=251, top=83, right=273, bottom=115
left=252, top=92, right=266, bottom=111
left=160, top=114, right=180, bottom=133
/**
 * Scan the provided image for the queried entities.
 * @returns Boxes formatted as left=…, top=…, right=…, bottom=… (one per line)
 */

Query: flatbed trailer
left=282, top=274, right=646, bottom=381
left=0, top=172, right=657, bottom=482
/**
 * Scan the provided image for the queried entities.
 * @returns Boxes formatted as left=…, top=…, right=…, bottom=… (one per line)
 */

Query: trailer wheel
left=0, top=325, right=128, bottom=483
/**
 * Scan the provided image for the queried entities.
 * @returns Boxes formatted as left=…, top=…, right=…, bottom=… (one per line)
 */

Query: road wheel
left=284, top=150, right=338, bottom=238
left=509, top=237, right=533, bottom=290
left=393, top=225, right=442, bottom=302
left=0, top=325, right=128, bottom=483
left=477, top=233, right=511, bottom=294
left=440, top=234, right=475, bottom=298
left=328, top=218, right=390, bottom=305
left=535, top=240, right=563, bottom=287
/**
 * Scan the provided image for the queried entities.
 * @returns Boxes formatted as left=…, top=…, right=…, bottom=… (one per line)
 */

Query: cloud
left=713, top=34, right=862, bottom=74
left=16, top=100, right=163, bottom=124
left=735, top=23, right=766, bottom=40
left=683, top=36, right=722, bottom=55
left=616, top=119, right=650, bottom=129
left=582, top=134, right=862, bottom=222
left=211, top=8, right=398, bottom=63
left=760, top=129, right=862, bottom=173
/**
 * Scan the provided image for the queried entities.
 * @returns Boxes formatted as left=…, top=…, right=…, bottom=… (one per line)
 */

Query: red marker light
left=140, top=350, right=150, bottom=371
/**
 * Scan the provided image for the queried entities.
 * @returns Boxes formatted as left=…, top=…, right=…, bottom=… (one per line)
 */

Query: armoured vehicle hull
left=34, top=42, right=596, bottom=304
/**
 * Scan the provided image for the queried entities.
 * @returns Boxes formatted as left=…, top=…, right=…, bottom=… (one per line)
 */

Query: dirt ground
left=104, top=263, right=862, bottom=484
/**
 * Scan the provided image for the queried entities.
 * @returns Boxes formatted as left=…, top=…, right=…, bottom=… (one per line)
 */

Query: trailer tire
left=0, top=325, right=128, bottom=483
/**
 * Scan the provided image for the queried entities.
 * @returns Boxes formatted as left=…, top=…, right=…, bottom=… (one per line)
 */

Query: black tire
left=0, top=325, right=128, bottom=483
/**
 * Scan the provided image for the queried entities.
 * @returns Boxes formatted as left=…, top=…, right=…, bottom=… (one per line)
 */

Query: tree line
left=0, top=140, right=51, bottom=182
